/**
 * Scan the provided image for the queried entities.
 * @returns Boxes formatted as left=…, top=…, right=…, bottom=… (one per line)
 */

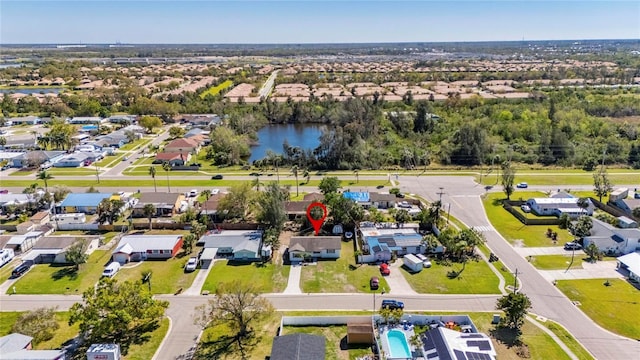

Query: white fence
left=57, top=223, right=100, bottom=231
left=280, top=314, right=478, bottom=332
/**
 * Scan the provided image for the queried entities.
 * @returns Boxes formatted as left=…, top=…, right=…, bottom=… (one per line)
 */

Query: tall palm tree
left=353, top=169, right=359, bottom=184
left=162, top=162, right=171, bottom=193
left=148, top=166, right=157, bottom=192
left=37, top=170, right=53, bottom=192
left=143, top=203, right=156, bottom=230
left=201, top=189, right=212, bottom=216
left=291, top=165, right=299, bottom=197
left=302, top=169, right=310, bottom=184
left=252, top=174, right=262, bottom=191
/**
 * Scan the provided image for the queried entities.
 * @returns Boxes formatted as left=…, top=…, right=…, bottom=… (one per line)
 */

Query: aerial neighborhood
left=0, top=38, right=639, bottom=360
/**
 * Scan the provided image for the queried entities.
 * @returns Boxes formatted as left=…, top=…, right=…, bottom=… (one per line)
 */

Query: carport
left=199, top=248, right=217, bottom=269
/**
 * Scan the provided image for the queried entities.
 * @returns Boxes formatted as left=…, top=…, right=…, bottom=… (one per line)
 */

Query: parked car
left=379, top=263, right=390, bottom=276
left=415, top=253, right=432, bottom=268
left=521, top=205, right=531, bottom=213
left=122, top=156, right=128, bottom=161
left=189, top=189, right=198, bottom=197
left=516, top=182, right=528, bottom=188
left=370, top=276, right=379, bottom=290
left=101, top=262, right=121, bottom=278
left=211, top=174, right=223, bottom=180
left=185, top=257, right=198, bottom=272
left=211, top=189, right=220, bottom=195
left=11, top=261, right=33, bottom=278
left=381, top=299, right=404, bottom=310
left=0, top=189, right=8, bottom=194
left=564, top=242, right=582, bottom=251
left=395, top=193, right=405, bottom=198
left=1, top=165, right=10, bottom=171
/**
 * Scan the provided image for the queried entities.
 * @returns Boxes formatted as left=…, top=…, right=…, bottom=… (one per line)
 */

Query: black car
left=211, top=174, right=224, bottom=180
left=11, top=261, right=33, bottom=278
left=381, top=299, right=404, bottom=310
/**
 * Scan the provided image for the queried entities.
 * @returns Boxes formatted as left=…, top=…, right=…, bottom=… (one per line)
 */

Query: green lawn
left=556, top=279, right=640, bottom=339
left=0, top=258, right=20, bottom=284
left=200, top=80, right=233, bottom=99
left=300, top=241, right=390, bottom=293
left=124, top=317, right=170, bottom=360
left=541, top=320, right=595, bottom=360
left=116, top=255, right=199, bottom=294
left=479, top=173, right=640, bottom=186
left=120, top=138, right=153, bottom=151
left=281, top=325, right=371, bottom=360
left=477, top=244, right=516, bottom=287
left=9, top=250, right=113, bottom=294
left=529, top=255, right=584, bottom=270
left=8, top=169, right=36, bottom=176
left=201, top=260, right=290, bottom=293
left=482, top=192, right=568, bottom=247
left=401, top=258, right=501, bottom=294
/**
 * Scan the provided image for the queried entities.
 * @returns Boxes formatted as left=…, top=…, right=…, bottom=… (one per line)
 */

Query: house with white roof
left=617, top=252, right=640, bottom=283
left=5, top=231, right=43, bottom=254
left=112, top=235, right=183, bottom=264
left=583, top=218, right=640, bottom=256
left=525, top=196, right=594, bottom=218
left=0, top=333, right=65, bottom=360
left=198, top=230, right=266, bottom=261
left=359, top=223, right=424, bottom=262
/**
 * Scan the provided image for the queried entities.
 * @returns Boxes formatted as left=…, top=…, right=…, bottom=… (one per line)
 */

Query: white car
left=211, top=189, right=220, bottom=195
left=189, top=189, right=198, bottom=197
left=521, top=205, right=531, bottom=213
left=415, top=253, right=432, bottom=268
left=185, top=257, right=198, bottom=272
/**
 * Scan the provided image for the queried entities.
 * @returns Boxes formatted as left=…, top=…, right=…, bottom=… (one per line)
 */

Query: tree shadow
left=51, top=267, right=79, bottom=281
left=489, top=326, right=522, bottom=348
left=492, top=198, right=505, bottom=206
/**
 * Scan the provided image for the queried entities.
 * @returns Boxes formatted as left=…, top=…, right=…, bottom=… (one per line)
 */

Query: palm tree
left=252, top=175, right=262, bottom=191
left=37, top=170, right=53, bottom=192
left=577, top=197, right=589, bottom=215
left=162, top=162, right=171, bottom=192
left=201, top=189, right=212, bottom=216
left=291, top=165, right=299, bottom=197
left=143, top=203, right=156, bottom=230
left=148, top=166, right=157, bottom=192
left=353, top=169, right=359, bottom=184
left=303, top=169, right=310, bottom=184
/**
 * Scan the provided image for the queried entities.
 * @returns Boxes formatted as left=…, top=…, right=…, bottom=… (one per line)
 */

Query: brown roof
left=31, top=211, right=50, bottom=221
left=303, top=193, right=324, bottom=202
left=200, top=194, right=223, bottom=212
left=289, top=236, right=341, bottom=252
left=370, top=193, right=397, bottom=202
left=284, top=201, right=312, bottom=214
left=137, top=192, right=181, bottom=206
left=155, top=152, right=189, bottom=161
left=33, top=236, right=89, bottom=250
left=0, top=236, right=12, bottom=248
left=165, top=137, right=199, bottom=149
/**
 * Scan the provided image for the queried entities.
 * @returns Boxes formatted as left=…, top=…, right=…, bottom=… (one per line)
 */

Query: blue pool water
left=385, top=329, right=411, bottom=358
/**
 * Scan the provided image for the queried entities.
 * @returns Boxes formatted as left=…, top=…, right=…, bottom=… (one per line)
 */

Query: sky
left=1, top=0, right=638, bottom=44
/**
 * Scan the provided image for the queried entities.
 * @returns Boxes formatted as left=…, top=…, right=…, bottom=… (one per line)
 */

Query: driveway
left=538, top=260, right=625, bottom=282
left=385, top=261, right=417, bottom=295
left=283, top=264, right=302, bottom=294
left=514, top=247, right=574, bottom=256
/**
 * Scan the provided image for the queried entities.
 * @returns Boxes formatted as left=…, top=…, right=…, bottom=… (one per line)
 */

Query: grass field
left=281, top=325, right=371, bottom=359
left=300, top=241, right=390, bottom=293
left=9, top=250, right=113, bottom=295
left=530, top=255, right=584, bottom=270
left=201, top=260, right=290, bottom=293
left=200, top=80, right=233, bottom=98
left=541, top=320, right=595, bottom=360
left=401, top=258, right=502, bottom=294
left=479, top=172, right=640, bottom=186
left=556, top=279, right=640, bottom=339
left=482, top=192, right=569, bottom=247
left=116, top=255, right=199, bottom=294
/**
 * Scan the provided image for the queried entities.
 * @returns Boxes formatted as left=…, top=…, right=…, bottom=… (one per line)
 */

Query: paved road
left=400, top=174, right=640, bottom=359
left=258, top=70, right=279, bottom=98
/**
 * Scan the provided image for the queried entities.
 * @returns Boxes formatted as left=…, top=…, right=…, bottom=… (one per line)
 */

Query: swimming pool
left=385, top=329, right=412, bottom=358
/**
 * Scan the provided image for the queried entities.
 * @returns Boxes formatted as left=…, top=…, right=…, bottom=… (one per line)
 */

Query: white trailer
left=0, top=249, right=15, bottom=267
left=403, top=254, right=423, bottom=273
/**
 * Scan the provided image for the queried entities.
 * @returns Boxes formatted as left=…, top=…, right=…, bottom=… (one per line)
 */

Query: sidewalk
left=283, top=264, right=302, bottom=294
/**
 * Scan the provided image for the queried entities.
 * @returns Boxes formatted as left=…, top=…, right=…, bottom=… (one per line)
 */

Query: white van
left=102, top=262, right=121, bottom=278
left=0, top=249, right=15, bottom=268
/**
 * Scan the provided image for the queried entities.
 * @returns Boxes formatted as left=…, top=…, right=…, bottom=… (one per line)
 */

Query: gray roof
left=0, top=193, right=32, bottom=205
left=200, top=230, right=263, bottom=254
left=113, top=235, right=182, bottom=253
left=270, top=333, right=325, bottom=360
left=135, top=192, right=181, bottom=208
left=0, top=333, right=32, bottom=354
left=289, top=236, right=341, bottom=252
left=33, top=236, right=94, bottom=250
left=370, top=192, right=397, bottom=202
left=0, top=349, right=65, bottom=360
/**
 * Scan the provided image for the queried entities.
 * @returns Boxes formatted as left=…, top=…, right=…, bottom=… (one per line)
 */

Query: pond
left=249, top=123, right=324, bottom=163
left=0, top=88, right=65, bottom=95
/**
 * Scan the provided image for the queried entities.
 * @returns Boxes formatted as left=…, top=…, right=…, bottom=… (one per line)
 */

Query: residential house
left=5, top=116, right=41, bottom=125
left=154, top=152, right=191, bottom=166
left=11, top=150, right=65, bottom=168
left=108, top=114, right=137, bottom=124
left=343, top=191, right=372, bottom=207
left=288, top=236, right=341, bottom=261
left=5, top=231, right=43, bottom=254
left=22, top=236, right=99, bottom=264
left=112, top=235, right=183, bottom=263
left=60, top=193, right=113, bottom=214
left=303, top=193, right=324, bottom=202
left=618, top=216, right=639, bottom=229
left=0, top=333, right=65, bottom=360
left=30, top=211, right=50, bottom=226
left=199, top=194, right=224, bottom=221
left=132, top=192, right=184, bottom=217
left=369, top=192, right=397, bottom=209
left=270, top=333, right=325, bottom=360
left=284, top=200, right=312, bottom=220
left=0, top=151, right=25, bottom=165
left=611, top=197, right=640, bottom=219
left=184, top=128, right=209, bottom=138
left=53, top=153, right=89, bottom=167
left=525, top=197, right=594, bottom=218
left=359, top=224, right=424, bottom=262
left=52, top=213, right=87, bottom=225
left=583, top=218, right=640, bottom=256
left=69, top=117, right=104, bottom=124
left=617, top=252, right=640, bottom=283
left=94, top=132, right=129, bottom=148
left=177, top=114, right=222, bottom=128
left=199, top=230, right=265, bottom=261
left=163, top=137, right=201, bottom=154
left=0, top=193, right=36, bottom=212
left=420, top=326, right=496, bottom=360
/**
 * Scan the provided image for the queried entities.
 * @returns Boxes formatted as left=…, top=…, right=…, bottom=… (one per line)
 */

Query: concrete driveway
left=385, top=261, right=417, bottom=295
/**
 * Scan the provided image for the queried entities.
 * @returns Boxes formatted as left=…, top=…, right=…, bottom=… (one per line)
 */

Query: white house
left=5, top=231, right=43, bottom=254
left=359, top=224, right=424, bottom=262
left=52, top=213, right=87, bottom=225
left=525, top=197, right=594, bottom=218
left=198, top=230, right=264, bottom=261
left=112, top=235, right=183, bottom=264
left=583, top=218, right=640, bottom=256
left=22, top=236, right=99, bottom=264
left=617, top=252, right=640, bottom=283
left=288, top=236, right=341, bottom=262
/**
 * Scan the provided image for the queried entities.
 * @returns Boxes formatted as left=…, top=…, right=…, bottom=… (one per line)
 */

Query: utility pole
left=513, top=268, right=519, bottom=293
left=436, top=187, right=445, bottom=221
left=436, top=187, right=445, bottom=205
left=95, top=163, right=100, bottom=183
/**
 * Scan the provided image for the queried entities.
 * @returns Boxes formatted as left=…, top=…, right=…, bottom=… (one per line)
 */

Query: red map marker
left=306, top=202, right=327, bottom=236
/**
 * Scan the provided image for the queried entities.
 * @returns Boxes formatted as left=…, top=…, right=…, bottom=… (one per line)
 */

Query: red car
left=380, top=263, right=390, bottom=276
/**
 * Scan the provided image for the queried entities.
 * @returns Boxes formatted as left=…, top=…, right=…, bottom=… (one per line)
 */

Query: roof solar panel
left=422, top=334, right=436, bottom=351
left=454, top=349, right=467, bottom=360
left=461, top=334, right=484, bottom=339
left=427, top=353, right=439, bottom=359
